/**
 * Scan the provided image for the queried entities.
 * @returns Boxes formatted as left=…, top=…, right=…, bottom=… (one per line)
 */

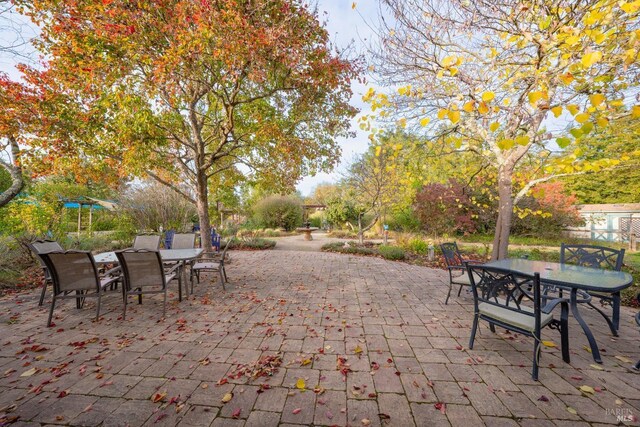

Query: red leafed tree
left=17, top=0, right=359, bottom=247
left=414, top=180, right=477, bottom=237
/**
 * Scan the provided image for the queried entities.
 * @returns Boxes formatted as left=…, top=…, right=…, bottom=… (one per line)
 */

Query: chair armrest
left=103, top=266, right=121, bottom=277
left=462, top=259, right=483, bottom=265
left=447, top=265, right=466, bottom=272
left=541, top=297, right=569, bottom=315
left=164, top=263, right=182, bottom=275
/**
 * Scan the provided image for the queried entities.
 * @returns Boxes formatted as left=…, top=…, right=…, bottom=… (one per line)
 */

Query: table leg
left=570, top=288, right=602, bottom=363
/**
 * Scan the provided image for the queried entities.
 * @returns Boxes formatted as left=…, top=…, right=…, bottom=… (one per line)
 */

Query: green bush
left=407, top=238, right=429, bottom=255
left=228, top=238, right=276, bottom=250
left=321, top=242, right=376, bottom=256
left=379, top=245, right=405, bottom=260
left=252, top=195, right=303, bottom=231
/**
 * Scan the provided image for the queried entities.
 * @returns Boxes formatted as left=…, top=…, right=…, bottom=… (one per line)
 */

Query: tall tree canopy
left=364, top=0, right=640, bottom=258
left=18, top=0, right=359, bottom=246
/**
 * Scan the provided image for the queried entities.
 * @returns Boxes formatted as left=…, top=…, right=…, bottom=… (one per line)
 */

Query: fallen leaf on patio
left=379, top=413, right=391, bottom=420
left=542, top=341, right=556, bottom=348
left=567, top=407, right=578, bottom=415
left=537, top=395, right=549, bottom=402
left=151, top=392, right=167, bottom=403
left=615, top=355, right=632, bottom=363
left=201, top=383, right=208, bottom=389
left=216, top=378, right=228, bottom=386
left=296, top=378, right=305, bottom=390
left=456, top=345, right=463, bottom=350
left=616, top=399, right=624, bottom=406
left=292, top=408, right=302, bottom=414
left=570, top=375, right=582, bottom=381
left=579, top=385, right=595, bottom=394
left=326, top=410, right=333, bottom=419
left=354, top=345, right=363, bottom=354
left=221, top=392, right=233, bottom=403
left=362, top=419, right=371, bottom=426
left=55, top=415, right=64, bottom=421
left=20, top=368, right=38, bottom=377
left=313, top=386, right=325, bottom=394
left=594, top=386, right=602, bottom=392
left=301, top=358, right=312, bottom=366
left=155, top=413, right=168, bottom=422
left=589, top=364, right=604, bottom=371
left=434, top=402, right=446, bottom=414
left=57, top=390, right=69, bottom=398
left=99, top=380, right=113, bottom=387
left=82, top=404, right=93, bottom=413
left=368, top=392, right=377, bottom=398
left=231, top=408, right=241, bottom=418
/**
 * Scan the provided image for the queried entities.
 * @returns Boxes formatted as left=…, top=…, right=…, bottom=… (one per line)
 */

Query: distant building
left=565, top=203, right=640, bottom=242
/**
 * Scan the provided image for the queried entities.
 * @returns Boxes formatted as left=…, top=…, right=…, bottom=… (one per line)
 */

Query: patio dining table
left=485, top=258, right=633, bottom=363
left=94, top=248, right=203, bottom=298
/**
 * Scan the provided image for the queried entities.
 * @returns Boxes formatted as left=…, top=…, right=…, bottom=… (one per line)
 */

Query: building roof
left=576, top=203, right=640, bottom=213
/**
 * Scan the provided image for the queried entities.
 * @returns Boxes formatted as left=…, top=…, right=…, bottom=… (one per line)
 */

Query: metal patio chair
left=634, top=293, right=640, bottom=371
left=560, top=243, right=625, bottom=335
left=115, top=249, right=181, bottom=320
left=467, top=264, right=570, bottom=381
left=133, top=234, right=162, bottom=251
left=440, top=242, right=481, bottom=304
left=171, top=233, right=197, bottom=249
left=39, top=250, right=119, bottom=327
left=190, top=237, right=233, bottom=291
left=28, top=239, right=64, bottom=306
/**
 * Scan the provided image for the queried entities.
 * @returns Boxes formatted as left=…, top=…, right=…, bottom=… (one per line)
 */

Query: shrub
left=379, top=245, right=405, bottom=260
left=407, top=238, right=429, bottom=255
left=252, top=195, right=303, bottom=231
left=228, top=237, right=276, bottom=250
left=414, top=179, right=478, bottom=236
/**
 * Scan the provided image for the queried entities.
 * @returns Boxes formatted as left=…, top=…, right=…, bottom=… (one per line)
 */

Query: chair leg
left=634, top=359, right=640, bottom=371
left=162, top=289, right=167, bottom=319
left=445, top=282, right=452, bottom=305
left=560, top=304, right=570, bottom=363
left=468, top=314, right=478, bottom=349
left=457, top=284, right=464, bottom=297
left=123, top=295, right=128, bottom=320
left=532, top=338, right=540, bottom=381
left=39, top=280, right=48, bottom=306
left=47, top=296, right=57, bottom=327
left=95, top=293, right=101, bottom=322
left=489, top=323, right=496, bottom=333
left=138, top=289, right=142, bottom=305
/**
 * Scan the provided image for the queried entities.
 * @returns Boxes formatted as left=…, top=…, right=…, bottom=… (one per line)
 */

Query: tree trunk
left=0, top=135, right=24, bottom=208
left=195, top=170, right=212, bottom=255
left=491, top=164, right=514, bottom=260
left=358, top=214, right=364, bottom=244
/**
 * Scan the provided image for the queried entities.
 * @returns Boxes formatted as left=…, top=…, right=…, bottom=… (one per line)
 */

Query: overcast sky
left=0, top=1, right=380, bottom=197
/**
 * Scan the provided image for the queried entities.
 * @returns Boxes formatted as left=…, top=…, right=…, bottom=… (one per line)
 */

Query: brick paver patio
left=0, top=250, right=638, bottom=426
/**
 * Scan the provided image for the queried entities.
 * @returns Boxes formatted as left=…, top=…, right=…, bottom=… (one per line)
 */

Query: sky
left=0, top=1, right=379, bottom=197
left=295, top=0, right=380, bottom=196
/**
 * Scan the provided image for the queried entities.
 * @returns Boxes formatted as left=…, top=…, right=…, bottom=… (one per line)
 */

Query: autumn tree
left=18, top=0, right=359, bottom=249
left=341, top=145, right=403, bottom=243
left=364, top=0, right=640, bottom=258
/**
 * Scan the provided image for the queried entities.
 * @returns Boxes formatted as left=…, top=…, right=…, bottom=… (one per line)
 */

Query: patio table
left=485, top=258, right=633, bottom=363
left=94, top=248, right=203, bottom=298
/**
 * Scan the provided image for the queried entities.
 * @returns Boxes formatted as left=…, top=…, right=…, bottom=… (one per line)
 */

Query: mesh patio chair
left=467, top=264, right=570, bottom=381
left=560, top=243, right=625, bottom=335
left=133, top=234, right=161, bottom=250
left=115, top=249, right=181, bottom=320
left=28, top=239, right=64, bottom=306
left=440, top=242, right=482, bottom=304
left=190, top=237, right=233, bottom=291
left=163, top=230, right=175, bottom=249
left=171, top=233, right=197, bottom=249
left=39, top=251, right=119, bottom=327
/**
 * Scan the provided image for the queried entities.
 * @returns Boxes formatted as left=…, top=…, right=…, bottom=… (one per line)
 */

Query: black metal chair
left=191, top=237, right=233, bottom=291
left=466, top=265, right=570, bottom=381
left=560, top=243, right=625, bottom=335
left=28, top=239, right=64, bottom=306
left=634, top=293, right=640, bottom=371
left=440, top=242, right=481, bottom=304
left=39, top=251, right=119, bottom=327
left=115, top=249, right=181, bottom=320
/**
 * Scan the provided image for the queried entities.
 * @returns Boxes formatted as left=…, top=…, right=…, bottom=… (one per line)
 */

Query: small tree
left=119, top=181, right=197, bottom=232
left=252, top=195, right=303, bottom=231
left=414, top=180, right=477, bottom=237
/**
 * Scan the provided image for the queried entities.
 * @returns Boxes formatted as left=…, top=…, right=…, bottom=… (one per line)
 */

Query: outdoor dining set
left=441, top=242, right=639, bottom=380
left=27, top=232, right=233, bottom=328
